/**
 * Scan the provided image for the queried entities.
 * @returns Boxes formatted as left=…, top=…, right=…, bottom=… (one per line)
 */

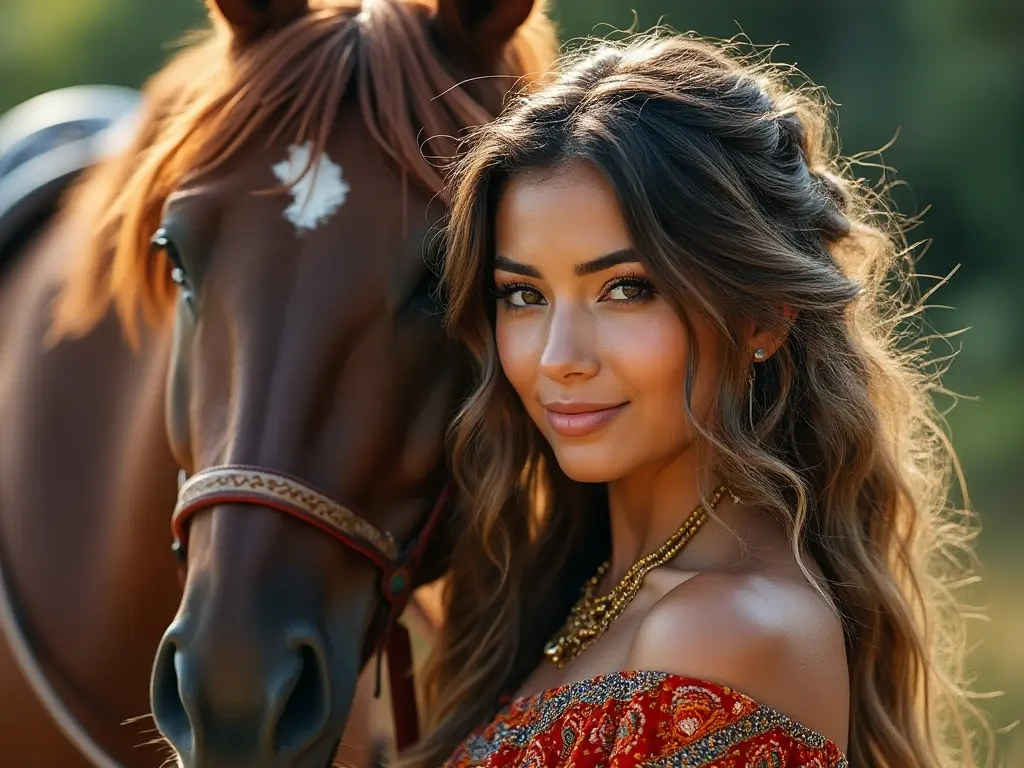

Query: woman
left=407, top=32, right=984, bottom=768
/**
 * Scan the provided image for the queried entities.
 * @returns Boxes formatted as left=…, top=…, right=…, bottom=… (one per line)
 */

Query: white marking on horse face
left=271, top=141, right=350, bottom=232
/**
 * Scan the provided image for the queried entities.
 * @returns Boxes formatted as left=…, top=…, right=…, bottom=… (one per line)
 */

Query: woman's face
left=493, top=159, right=724, bottom=483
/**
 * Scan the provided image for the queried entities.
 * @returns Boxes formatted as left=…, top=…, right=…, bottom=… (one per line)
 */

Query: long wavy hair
left=404, top=31, right=987, bottom=768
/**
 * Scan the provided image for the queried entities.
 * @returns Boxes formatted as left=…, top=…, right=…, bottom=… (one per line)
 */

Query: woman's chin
left=550, top=444, right=628, bottom=484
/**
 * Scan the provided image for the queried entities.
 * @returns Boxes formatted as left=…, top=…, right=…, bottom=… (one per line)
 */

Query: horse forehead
left=271, top=141, right=351, bottom=233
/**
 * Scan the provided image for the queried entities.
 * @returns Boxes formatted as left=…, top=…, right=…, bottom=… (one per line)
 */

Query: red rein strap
left=385, top=621, right=419, bottom=751
left=378, top=481, right=453, bottom=752
left=171, top=466, right=455, bottom=754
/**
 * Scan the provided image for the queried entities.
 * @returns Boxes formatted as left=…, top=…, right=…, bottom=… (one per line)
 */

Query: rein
left=0, top=553, right=125, bottom=768
left=172, top=465, right=453, bottom=753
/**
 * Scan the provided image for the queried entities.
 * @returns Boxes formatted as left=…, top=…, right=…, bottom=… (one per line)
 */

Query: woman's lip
left=542, top=403, right=627, bottom=437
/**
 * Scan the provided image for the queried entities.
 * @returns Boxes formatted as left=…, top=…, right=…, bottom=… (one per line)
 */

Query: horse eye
left=151, top=227, right=198, bottom=316
left=151, top=227, right=188, bottom=286
left=404, top=264, right=444, bottom=316
left=415, top=267, right=440, bottom=297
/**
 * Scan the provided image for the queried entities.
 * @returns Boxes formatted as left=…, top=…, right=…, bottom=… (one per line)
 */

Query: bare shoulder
left=622, top=568, right=849, bottom=750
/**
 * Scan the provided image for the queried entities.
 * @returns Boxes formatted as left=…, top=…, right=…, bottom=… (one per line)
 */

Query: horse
left=0, top=1, right=556, bottom=766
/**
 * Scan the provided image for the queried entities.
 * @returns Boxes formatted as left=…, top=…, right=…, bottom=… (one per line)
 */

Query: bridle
left=171, top=464, right=454, bottom=754
left=0, top=464, right=452, bottom=768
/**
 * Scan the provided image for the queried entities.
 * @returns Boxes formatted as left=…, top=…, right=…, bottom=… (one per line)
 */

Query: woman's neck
left=603, top=447, right=776, bottom=584
left=604, top=446, right=703, bottom=580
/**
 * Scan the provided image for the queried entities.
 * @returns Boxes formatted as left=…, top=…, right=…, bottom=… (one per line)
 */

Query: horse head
left=50, top=1, right=554, bottom=765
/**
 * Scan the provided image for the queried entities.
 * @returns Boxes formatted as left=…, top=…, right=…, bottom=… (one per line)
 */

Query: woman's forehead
left=494, top=162, right=633, bottom=270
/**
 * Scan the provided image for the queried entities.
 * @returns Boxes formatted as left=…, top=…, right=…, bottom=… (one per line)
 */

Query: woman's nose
left=538, top=307, right=599, bottom=381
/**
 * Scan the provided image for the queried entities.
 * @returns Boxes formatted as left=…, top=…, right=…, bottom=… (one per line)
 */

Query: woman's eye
left=605, top=280, right=651, bottom=302
left=500, top=286, right=545, bottom=307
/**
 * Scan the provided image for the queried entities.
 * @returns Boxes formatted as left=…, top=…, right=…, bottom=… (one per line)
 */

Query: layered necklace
left=543, top=484, right=731, bottom=668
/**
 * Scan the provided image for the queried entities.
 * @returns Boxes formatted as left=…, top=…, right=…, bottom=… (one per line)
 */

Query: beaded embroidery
left=444, top=670, right=848, bottom=768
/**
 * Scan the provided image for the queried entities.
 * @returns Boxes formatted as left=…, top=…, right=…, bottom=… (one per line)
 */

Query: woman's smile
left=542, top=401, right=629, bottom=437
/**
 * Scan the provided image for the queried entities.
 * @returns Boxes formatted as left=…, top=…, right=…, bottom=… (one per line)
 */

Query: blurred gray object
left=0, top=84, right=140, bottom=264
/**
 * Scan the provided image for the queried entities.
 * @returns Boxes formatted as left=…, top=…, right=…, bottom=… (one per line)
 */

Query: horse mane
left=49, top=0, right=556, bottom=346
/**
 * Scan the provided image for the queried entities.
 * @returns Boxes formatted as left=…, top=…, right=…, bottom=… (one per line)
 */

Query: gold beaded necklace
left=543, top=484, right=731, bottom=668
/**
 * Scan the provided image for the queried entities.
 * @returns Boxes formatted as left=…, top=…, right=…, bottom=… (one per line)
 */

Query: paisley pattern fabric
left=443, top=670, right=848, bottom=767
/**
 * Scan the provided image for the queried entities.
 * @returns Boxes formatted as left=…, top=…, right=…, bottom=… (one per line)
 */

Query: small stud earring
left=753, top=348, right=766, bottom=362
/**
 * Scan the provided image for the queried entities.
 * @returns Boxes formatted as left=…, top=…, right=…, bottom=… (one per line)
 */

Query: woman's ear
left=747, top=304, right=798, bottom=362
left=207, top=0, right=308, bottom=45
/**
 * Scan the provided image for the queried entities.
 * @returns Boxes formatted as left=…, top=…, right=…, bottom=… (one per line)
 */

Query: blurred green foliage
left=0, top=0, right=1020, bottom=761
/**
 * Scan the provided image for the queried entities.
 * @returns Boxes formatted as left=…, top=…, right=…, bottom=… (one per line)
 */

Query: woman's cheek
left=496, top=313, right=541, bottom=398
left=598, top=309, right=689, bottom=399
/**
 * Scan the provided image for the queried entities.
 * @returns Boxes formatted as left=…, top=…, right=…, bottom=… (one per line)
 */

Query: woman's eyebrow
left=572, top=248, right=640, bottom=276
left=493, top=248, right=639, bottom=278
left=494, top=255, right=540, bottom=277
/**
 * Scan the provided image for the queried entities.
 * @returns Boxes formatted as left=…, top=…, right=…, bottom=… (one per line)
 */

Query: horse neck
left=0, top=214, right=184, bottom=749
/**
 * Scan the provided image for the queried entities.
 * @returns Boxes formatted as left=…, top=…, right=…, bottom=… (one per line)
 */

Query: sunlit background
left=1, top=0, right=1020, bottom=763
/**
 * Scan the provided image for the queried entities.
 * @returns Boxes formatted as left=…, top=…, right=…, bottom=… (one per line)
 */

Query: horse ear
left=433, top=0, right=538, bottom=67
left=208, top=0, right=309, bottom=43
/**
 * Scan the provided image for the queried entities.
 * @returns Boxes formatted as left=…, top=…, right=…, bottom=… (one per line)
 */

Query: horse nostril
left=274, top=641, right=330, bottom=755
left=151, top=638, right=194, bottom=756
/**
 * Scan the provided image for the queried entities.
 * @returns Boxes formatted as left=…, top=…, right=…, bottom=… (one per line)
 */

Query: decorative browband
left=171, top=465, right=400, bottom=565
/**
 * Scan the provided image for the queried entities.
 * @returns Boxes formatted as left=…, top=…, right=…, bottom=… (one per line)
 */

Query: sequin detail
left=444, top=670, right=848, bottom=768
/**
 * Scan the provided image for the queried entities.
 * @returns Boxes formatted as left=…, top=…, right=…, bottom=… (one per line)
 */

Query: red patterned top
left=444, top=670, right=848, bottom=767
